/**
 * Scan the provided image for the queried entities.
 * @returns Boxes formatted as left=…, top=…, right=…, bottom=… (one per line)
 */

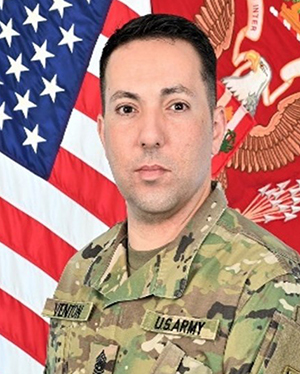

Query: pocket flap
left=151, top=341, right=212, bottom=374
left=151, top=341, right=185, bottom=374
left=180, top=356, right=213, bottom=374
left=42, top=298, right=94, bottom=321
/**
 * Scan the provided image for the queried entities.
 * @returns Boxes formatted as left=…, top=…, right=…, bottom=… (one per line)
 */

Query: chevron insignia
left=93, top=350, right=107, bottom=374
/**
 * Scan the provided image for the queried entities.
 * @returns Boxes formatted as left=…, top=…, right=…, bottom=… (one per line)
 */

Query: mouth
left=135, top=164, right=170, bottom=181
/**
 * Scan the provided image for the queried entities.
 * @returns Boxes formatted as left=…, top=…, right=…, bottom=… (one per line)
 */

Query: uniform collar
left=84, top=184, right=227, bottom=307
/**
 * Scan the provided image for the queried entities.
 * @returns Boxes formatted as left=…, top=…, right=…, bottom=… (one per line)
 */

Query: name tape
left=141, top=310, right=219, bottom=340
left=42, top=298, right=94, bottom=321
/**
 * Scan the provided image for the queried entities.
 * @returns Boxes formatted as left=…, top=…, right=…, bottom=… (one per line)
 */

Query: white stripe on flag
left=62, top=108, right=114, bottom=182
left=0, top=335, right=44, bottom=374
left=217, top=88, right=233, bottom=108
left=0, top=243, right=57, bottom=319
left=87, top=0, right=153, bottom=79
left=119, top=0, right=151, bottom=16
left=227, top=105, right=248, bottom=131
left=87, top=34, right=108, bottom=78
left=0, top=152, right=107, bottom=250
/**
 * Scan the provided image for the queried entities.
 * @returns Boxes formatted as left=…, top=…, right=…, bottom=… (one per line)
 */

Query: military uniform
left=43, top=185, right=300, bottom=374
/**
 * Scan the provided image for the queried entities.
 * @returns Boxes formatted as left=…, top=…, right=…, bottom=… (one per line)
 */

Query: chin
left=127, top=192, right=182, bottom=218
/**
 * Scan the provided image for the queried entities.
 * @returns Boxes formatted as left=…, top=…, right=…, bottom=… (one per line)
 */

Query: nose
left=138, top=109, right=165, bottom=149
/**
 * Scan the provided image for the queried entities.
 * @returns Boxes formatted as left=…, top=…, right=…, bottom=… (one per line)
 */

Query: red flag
left=152, top=0, right=300, bottom=251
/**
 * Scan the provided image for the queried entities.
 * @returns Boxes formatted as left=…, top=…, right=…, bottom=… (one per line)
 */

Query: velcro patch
left=91, top=344, right=119, bottom=374
left=141, top=310, right=219, bottom=340
left=42, top=298, right=94, bottom=321
left=282, top=366, right=300, bottom=374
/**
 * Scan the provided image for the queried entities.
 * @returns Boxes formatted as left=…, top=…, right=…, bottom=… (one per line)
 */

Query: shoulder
left=211, top=207, right=300, bottom=291
left=217, top=207, right=299, bottom=263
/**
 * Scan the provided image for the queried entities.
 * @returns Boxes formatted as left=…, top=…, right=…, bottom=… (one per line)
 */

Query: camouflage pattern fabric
left=43, top=185, right=300, bottom=374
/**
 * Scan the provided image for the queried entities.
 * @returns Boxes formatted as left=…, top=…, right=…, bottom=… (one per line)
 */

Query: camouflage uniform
left=43, top=185, right=300, bottom=374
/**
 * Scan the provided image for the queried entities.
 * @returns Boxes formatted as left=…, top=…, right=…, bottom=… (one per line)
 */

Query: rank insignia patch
left=93, top=350, right=107, bottom=374
left=90, top=344, right=119, bottom=374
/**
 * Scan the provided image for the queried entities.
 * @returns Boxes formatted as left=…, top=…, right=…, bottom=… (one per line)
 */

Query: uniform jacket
left=43, top=186, right=300, bottom=374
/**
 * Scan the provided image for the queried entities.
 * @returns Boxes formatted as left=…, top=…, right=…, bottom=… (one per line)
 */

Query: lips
left=137, top=164, right=167, bottom=172
left=135, top=164, right=169, bottom=180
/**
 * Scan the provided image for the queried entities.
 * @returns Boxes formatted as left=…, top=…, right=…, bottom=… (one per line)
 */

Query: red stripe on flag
left=0, top=289, right=48, bottom=366
left=49, top=148, right=126, bottom=228
left=0, top=197, right=75, bottom=281
left=75, top=72, right=102, bottom=121
left=102, top=0, right=139, bottom=38
left=217, top=79, right=225, bottom=98
left=75, top=1, right=139, bottom=120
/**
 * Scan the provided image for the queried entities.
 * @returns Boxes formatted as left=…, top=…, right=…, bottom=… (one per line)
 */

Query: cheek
left=104, top=132, right=134, bottom=179
left=175, top=134, right=212, bottom=175
left=105, top=128, right=124, bottom=157
left=176, top=130, right=209, bottom=157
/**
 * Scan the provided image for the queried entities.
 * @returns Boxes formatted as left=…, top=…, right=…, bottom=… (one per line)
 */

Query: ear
left=97, top=114, right=106, bottom=151
left=211, top=106, right=227, bottom=156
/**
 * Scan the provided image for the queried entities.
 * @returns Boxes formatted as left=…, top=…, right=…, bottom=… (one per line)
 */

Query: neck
left=127, top=181, right=211, bottom=251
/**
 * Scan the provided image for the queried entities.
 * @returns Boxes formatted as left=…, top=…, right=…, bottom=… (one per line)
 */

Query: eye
left=170, top=102, right=189, bottom=112
left=116, top=105, right=136, bottom=115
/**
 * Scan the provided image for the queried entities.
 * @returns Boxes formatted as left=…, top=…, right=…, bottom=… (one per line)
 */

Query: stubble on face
left=101, top=39, right=215, bottom=225
left=105, top=125, right=212, bottom=225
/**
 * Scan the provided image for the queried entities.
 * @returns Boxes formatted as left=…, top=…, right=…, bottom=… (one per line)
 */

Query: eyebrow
left=109, top=84, right=194, bottom=104
left=109, top=90, right=141, bottom=103
left=161, top=84, right=195, bottom=97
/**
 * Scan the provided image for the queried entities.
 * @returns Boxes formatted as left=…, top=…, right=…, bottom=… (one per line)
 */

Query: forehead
left=104, top=38, right=204, bottom=92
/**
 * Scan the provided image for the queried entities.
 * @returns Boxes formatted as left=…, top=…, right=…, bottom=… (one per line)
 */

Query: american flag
left=0, top=0, right=151, bottom=372
left=2, top=0, right=299, bottom=372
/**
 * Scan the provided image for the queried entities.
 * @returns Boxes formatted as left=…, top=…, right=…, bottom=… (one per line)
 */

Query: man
left=43, top=14, right=300, bottom=374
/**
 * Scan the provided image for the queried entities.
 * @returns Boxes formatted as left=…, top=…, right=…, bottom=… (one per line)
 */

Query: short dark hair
left=100, top=14, right=216, bottom=112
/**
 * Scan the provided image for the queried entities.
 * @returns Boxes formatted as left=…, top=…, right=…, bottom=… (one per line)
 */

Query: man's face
left=98, top=38, right=225, bottom=220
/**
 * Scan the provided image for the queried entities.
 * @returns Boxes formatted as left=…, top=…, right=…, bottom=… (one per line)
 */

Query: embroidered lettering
left=164, top=318, right=173, bottom=330
left=142, top=310, right=219, bottom=340
left=154, top=316, right=164, bottom=329
left=73, top=305, right=84, bottom=319
left=42, top=298, right=93, bottom=321
left=154, top=317, right=206, bottom=335
left=54, top=302, right=60, bottom=316
left=54, top=303, right=84, bottom=319
left=186, top=320, right=198, bottom=335
left=197, top=321, right=206, bottom=335
left=171, top=319, right=181, bottom=332
left=180, top=319, right=189, bottom=333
